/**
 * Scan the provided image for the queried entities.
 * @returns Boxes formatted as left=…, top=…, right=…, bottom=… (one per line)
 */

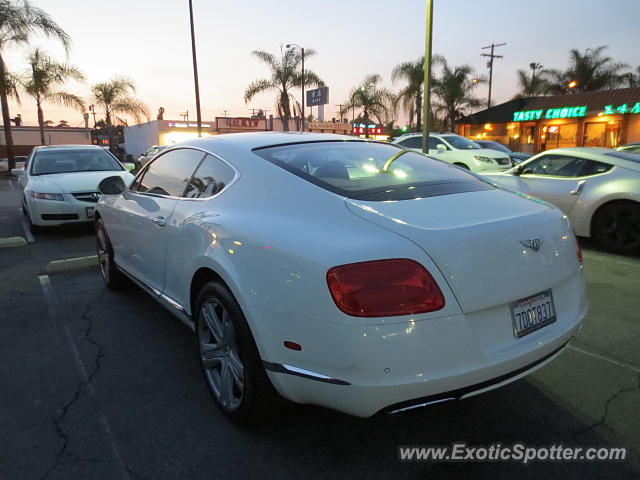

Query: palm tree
left=341, top=74, right=393, bottom=138
left=0, top=0, right=70, bottom=170
left=91, top=76, right=149, bottom=152
left=431, top=59, right=485, bottom=132
left=545, top=46, right=629, bottom=93
left=244, top=48, right=324, bottom=131
left=623, top=66, right=640, bottom=88
left=515, top=62, right=548, bottom=97
left=391, top=54, right=443, bottom=131
left=22, top=48, right=84, bottom=146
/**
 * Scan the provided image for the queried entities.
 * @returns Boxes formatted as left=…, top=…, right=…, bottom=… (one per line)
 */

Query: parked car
left=14, top=145, right=134, bottom=230
left=474, top=140, right=533, bottom=164
left=483, top=148, right=640, bottom=254
left=136, top=145, right=168, bottom=169
left=95, top=133, right=586, bottom=420
left=617, top=142, right=640, bottom=155
left=392, top=132, right=511, bottom=172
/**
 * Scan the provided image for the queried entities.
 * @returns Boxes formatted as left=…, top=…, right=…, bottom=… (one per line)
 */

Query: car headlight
left=473, top=156, right=495, bottom=164
left=32, top=192, right=65, bottom=201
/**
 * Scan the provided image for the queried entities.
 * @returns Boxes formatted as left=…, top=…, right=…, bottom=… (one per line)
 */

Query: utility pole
left=481, top=42, right=506, bottom=108
left=421, top=0, right=434, bottom=154
left=188, top=0, right=202, bottom=137
left=222, top=110, right=229, bottom=117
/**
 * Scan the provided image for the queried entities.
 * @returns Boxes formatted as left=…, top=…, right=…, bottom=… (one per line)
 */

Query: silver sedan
left=483, top=148, right=640, bottom=254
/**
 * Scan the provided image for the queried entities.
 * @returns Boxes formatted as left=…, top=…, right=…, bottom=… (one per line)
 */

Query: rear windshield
left=31, top=149, right=123, bottom=175
left=253, top=141, right=494, bottom=201
left=604, top=151, right=640, bottom=163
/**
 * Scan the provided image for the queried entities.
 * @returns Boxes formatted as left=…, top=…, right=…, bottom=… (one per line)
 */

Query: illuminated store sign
left=603, top=102, right=640, bottom=115
left=513, top=106, right=587, bottom=122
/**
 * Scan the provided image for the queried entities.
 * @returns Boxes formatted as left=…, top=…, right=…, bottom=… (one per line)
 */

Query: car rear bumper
left=255, top=269, right=587, bottom=417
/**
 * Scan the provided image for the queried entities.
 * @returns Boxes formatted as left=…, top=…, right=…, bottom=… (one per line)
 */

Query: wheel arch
left=589, top=198, right=640, bottom=237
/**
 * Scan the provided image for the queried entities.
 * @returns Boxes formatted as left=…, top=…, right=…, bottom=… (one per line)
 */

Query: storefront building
left=0, top=126, right=91, bottom=157
left=457, top=87, right=640, bottom=154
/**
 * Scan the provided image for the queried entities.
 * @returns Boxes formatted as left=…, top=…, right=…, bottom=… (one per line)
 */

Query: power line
left=481, top=42, right=506, bottom=108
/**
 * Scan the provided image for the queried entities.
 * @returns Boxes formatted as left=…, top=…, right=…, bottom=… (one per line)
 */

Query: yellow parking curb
left=0, top=236, right=27, bottom=248
left=47, top=255, right=98, bottom=274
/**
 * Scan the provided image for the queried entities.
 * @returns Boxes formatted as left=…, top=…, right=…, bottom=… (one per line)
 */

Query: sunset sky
left=5, top=0, right=640, bottom=127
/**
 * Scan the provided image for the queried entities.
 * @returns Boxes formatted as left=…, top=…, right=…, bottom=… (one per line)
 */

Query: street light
left=188, top=0, right=202, bottom=137
left=422, top=0, right=434, bottom=153
left=568, top=80, right=578, bottom=90
left=286, top=43, right=305, bottom=132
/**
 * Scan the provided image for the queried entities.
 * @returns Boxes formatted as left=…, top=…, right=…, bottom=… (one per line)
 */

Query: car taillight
left=576, top=238, right=583, bottom=262
left=326, top=259, right=445, bottom=317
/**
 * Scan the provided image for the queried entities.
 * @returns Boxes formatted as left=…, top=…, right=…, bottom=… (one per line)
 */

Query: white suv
left=392, top=133, right=512, bottom=172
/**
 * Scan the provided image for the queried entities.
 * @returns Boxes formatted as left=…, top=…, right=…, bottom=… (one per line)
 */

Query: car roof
left=173, top=132, right=361, bottom=150
left=33, top=144, right=104, bottom=150
left=532, top=147, right=640, bottom=171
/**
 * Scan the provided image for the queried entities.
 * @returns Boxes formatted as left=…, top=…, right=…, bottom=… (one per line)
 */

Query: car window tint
left=135, top=148, right=205, bottom=196
left=254, top=141, right=494, bottom=201
left=579, top=160, right=613, bottom=176
left=429, top=136, right=443, bottom=150
left=183, top=154, right=235, bottom=198
left=522, top=155, right=586, bottom=177
left=399, top=136, right=421, bottom=149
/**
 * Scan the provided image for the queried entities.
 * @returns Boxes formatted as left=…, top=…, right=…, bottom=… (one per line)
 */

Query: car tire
left=592, top=201, right=640, bottom=255
left=454, top=162, right=470, bottom=170
left=195, top=281, right=281, bottom=422
left=96, top=218, right=125, bottom=289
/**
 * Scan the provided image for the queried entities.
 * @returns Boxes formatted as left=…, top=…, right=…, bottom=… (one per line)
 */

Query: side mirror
left=436, top=144, right=447, bottom=153
left=123, top=162, right=135, bottom=172
left=98, top=175, right=126, bottom=195
left=10, top=168, right=25, bottom=176
left=513, top=165, right=524, bottom=176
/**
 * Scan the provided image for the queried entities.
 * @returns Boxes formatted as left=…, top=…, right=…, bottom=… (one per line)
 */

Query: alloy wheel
left=96, top=226, right=109, bottom=279
left=198, top=299, right=245, bottom=410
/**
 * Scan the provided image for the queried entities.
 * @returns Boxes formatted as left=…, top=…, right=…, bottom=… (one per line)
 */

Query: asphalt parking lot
left=1, top=173, right=639, bottom=480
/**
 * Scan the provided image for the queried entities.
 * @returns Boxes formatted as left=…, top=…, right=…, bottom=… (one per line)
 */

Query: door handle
left=570, top=180, right=585, bottom=196
left=151, top=216, right=167, bottom=227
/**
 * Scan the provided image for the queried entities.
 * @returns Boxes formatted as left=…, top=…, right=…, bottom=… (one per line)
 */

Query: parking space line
left=8, top=178, right=15, bottom=190
left=568, top=344, right=640, bottom=373
left=38, top=275, right=129, bottom=480
left=18, top=208, right=34, bottom=243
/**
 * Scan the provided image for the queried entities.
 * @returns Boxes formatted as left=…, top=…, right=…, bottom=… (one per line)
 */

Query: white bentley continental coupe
left=95, top=133, right=587, bottom=420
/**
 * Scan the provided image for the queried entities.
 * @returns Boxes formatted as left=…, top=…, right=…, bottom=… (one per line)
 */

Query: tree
left=391, top=54, right=443, bottom=131
left=341, top=74, right=393, bottom=138
left=0, top=0, right=70, bottom=169
left=91, top=76, right=149, bottom=152
left=22, top=48, right=84, bottom=145
left=623, top=66, right=640, bottom=88
left=545, top=46, right=629, bottom=93
left=432, top=59, right=485, bottom=132
left=515, top=62, right=548, bottom=97
left=244, top=48, right=324, bottom=131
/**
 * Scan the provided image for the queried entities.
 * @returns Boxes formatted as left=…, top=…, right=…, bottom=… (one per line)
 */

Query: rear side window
left=133, top=148, right=205, bottom=196
left=183, top=154, right=236, bottom=198
left=253, top=141, right=493, bottom=201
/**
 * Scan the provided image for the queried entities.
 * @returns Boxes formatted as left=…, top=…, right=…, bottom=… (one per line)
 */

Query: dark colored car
left=474, top=140, right=533, bottom=165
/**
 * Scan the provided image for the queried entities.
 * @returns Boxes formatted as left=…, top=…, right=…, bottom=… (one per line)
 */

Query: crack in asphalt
left=40, top=287, right=107, bottom=480
left=573, top=371, right=640, bottom=438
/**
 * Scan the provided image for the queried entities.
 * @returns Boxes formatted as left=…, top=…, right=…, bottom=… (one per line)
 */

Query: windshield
left=478, top=140, right=512, bottom=153
left=604, top=151, right=640, bottom=164
left=31, top=149, right=124, bottom=175
left=253, top=141, right=493, bottom=201
left=441, top=135, right=482, bottom=150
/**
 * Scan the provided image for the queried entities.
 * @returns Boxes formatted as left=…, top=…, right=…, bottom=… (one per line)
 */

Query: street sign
left=306, top=87, right=329, bottom=106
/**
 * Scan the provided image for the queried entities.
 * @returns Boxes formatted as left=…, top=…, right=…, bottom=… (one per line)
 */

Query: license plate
left=86, top=207, right=95, bottom=219
left=510, top=289, right=556, bottom=338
